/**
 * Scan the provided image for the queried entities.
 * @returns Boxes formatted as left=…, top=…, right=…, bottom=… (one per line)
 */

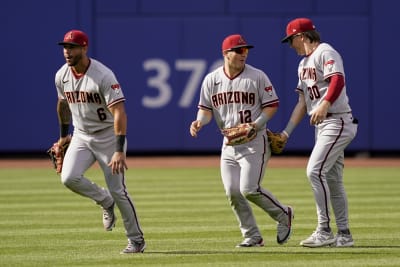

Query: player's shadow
left=148, top=245, right=400, bottom=255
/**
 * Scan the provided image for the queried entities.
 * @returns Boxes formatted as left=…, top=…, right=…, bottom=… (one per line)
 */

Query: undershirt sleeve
left=324, top=74, right=344, bottom=104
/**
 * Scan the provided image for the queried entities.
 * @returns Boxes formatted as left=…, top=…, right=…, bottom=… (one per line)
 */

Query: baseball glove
left=266, top=129, right=287, bottom=154
left=222, top=123, right=257, bottom=146
left=47, top=136, right=71, bottom=174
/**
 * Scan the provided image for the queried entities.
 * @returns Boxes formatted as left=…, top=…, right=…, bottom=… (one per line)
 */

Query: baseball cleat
left=334, top=232, right=354, bottom=247
left=121, top=239, right=146, bottom=254
left=236, top=236, right=264, bottom=247
left=277, top=206, right=294, bottom=244
left=102, top=202, right=116, bottom=231
left=300, top=229, right=336, bottom=247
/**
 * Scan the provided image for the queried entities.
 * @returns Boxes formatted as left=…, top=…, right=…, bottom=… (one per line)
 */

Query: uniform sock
left=321, top=227, right=331, bottom=233
left=338, top=229, right=351, bottom=235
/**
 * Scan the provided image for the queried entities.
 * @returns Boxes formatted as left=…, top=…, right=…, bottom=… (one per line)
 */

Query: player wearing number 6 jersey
left=54, top=30, right=145, bottom=254
left=280, top=18, right=358, bottom=247
left=190, top=34, right=293, bottom=247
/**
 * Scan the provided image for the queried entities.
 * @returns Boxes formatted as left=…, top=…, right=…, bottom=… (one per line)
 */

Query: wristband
left=60, top=124, right=69, bottom=138
left=282, top=130, right=290, bottom=138
left=196, top=113, right=208, bottom=126
left=116, top=135, right=126, bottom=152
left=283, top=121, right=296, bottom=136
left=254, top=112, right=269, bottom=130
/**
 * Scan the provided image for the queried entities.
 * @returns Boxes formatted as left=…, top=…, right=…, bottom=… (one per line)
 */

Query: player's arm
left=108, top=101, right=128, bottom=174
left=282, top=93, right=307, bottom=138
left=254, top=104, right=278, bottom=130
left=190, top=108, right=212, bottom=138
left=57, top=98, right=71, bottom=145
left=109, top=101, right=127, bottom=137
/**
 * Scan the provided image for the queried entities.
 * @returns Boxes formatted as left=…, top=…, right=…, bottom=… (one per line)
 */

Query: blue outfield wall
left=2, top=0, right=399, bottom=153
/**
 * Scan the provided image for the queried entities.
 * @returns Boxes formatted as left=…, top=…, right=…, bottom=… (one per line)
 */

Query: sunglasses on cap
left=227, top=47, right=249, bottom=54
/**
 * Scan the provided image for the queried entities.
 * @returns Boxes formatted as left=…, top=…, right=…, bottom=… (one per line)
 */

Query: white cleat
left=236, top=236, right=264, bottom=247
left=300, top=229, right=336, bottom=248
left=121, top=239, right=146, bottom=254
left=277, top=206, right=294, bottom=244
left=102, top=202, right=116, bottom=231
left=335, top=232, right=354, bottom=247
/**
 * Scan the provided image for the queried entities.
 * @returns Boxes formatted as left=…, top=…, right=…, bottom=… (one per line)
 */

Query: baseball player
left=280, top=18, right=358, bottom=247
left=190, top=34, right=293, bottom=247
left=55, top=30, right=145, bottom=253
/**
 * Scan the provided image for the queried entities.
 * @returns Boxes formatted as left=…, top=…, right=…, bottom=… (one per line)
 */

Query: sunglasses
left=288, top=33, right=302, bottom=44
left=227, top=47, right=249, bottom=54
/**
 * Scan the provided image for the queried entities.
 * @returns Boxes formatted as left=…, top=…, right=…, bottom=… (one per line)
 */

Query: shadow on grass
left=146, top=245, right=400, bottom=255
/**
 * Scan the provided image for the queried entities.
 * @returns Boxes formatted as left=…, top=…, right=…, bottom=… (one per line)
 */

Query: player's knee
left=240, top=185, right=258, bottom=196
left=306, top=167, right=321, bottom=181
left=61, top=174, right=79, bottom=189
left=225, top=185, right=241, bottom=197
left=226, top=189, right=243, bottom=202
left=226, top=191, right=240, bottom=199
left=108, top=190, right=126, bottom=201
left=242, top=190, right=259, bottom=200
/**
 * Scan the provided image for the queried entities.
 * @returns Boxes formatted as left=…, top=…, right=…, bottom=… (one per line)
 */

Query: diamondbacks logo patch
left=324, top=60, right=335, bottom=72
left=265, top=86, right=273, bottom=96
left=111, top=84, right=121, bottom=95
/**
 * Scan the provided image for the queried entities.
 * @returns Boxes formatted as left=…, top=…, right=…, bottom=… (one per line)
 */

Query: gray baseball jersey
left=296, top=43, right=351, bottom=114
left=198, top=64, right=279, bottom=130
left=55, top=58, right=125, bottom=133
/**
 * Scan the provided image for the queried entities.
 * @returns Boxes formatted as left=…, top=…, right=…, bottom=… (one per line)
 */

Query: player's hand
left=190, top=120, right=202, bottom=137
left=279, top=132, right=289, bottom=142
left=108, top=152, right=128, bottom=175
left=310, top=101, right=330, bottom=125
left=57, top=135, right=72, bottom=146
left=310, top=112, right=326, bottom=125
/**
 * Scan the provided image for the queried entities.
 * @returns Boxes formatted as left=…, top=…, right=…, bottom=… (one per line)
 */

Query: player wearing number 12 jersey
left=55, top=30, right=145, bottom=254
left=190, top=34, right=293, bottom=247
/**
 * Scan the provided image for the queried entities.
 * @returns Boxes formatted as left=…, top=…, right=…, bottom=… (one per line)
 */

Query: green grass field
left=0, top=162, right=399, bottom=267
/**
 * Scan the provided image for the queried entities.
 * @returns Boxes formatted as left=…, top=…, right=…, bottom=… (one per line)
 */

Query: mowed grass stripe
left=0, top=166, right=399, bottom=267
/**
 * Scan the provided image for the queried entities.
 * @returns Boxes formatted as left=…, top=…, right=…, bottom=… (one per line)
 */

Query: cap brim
left=236, top=44, right=254, bottom=49
left=281, top=35, right=292, bottom=43
left=58, top=42, right=83, bottom=46
left=225, top=44, right=254, bottom=51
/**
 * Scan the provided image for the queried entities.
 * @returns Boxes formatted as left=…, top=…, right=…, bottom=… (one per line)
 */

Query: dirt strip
left=0, top=156, right=398, bottom=169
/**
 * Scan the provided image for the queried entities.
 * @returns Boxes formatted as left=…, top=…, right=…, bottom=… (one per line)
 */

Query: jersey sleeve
left=102, top=72, right=126, bottom=108
left=197, top=73, right=214, bottom=111
left=321, top=49, right=344, bottom=80
left=258, top=71, right=279, bottom=108
left=55, top=66, right=67, bottom=99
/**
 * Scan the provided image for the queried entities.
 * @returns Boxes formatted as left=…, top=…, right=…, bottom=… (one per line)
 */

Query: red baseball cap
left=222, top=34, right=254, bottom=51
left=281, top=18, right=316, bottom=43
left=58, top=30, right=89, bottom=46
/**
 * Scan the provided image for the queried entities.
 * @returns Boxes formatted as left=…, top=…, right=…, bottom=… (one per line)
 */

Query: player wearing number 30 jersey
left=190, top=34, right=293, bottom=247
left=280, top=18, right=358, bottom=248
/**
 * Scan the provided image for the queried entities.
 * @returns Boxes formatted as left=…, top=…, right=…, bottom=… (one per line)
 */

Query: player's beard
left=66, top=53, right=83, bottom=67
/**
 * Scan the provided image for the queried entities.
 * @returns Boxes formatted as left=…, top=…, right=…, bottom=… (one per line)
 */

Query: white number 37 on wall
left=142, top=58, right=223, bottom=108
